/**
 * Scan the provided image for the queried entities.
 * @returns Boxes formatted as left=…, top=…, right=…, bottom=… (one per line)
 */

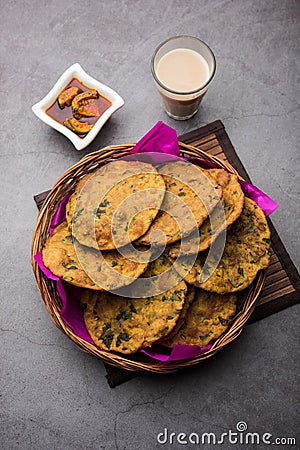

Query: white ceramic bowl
left=32, top=63, right=125, bottom=150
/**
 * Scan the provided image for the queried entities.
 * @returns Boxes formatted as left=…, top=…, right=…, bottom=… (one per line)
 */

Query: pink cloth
left=35, top=121, right=278, bottom=361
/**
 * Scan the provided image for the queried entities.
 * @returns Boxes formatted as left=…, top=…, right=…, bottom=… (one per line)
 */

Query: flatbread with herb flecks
left=66, top=160, right=166, bottom=250
left=42, top=221, right=150, bottom=291
left=163, top=289, right=237, bottom=348
left=136, top=161, right=223, bottom=246
left=167, top=170, right=244, bottom=258
left=171, top=198, right=271, bottom=293
left=81, top=256, right=188, bottom=353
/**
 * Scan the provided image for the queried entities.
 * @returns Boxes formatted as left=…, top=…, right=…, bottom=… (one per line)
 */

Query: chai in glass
left=151, top=36, right=216, bottom=120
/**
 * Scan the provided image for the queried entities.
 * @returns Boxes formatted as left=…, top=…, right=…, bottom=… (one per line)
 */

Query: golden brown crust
left=136, top=162, right=222, bottom=246
left=66, top=160, right=166, bottom=250
left=167, top=170, right=245, bottom=258
left=81, top=256, right=188, bottom=354
left=157, top=285, right=195, bottom=344
left=176, top=198, right=271, bottom=293
left=163, top=289, right=237, bottom=348
left=42, top=221, right=149, bottom=291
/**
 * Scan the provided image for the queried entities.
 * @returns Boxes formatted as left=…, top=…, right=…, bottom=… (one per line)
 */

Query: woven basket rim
left=31, top=141, right=265, bottom=374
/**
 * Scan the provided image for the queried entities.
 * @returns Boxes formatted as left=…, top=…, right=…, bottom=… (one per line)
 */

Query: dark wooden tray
left=34, top=120, right=300, bottom=387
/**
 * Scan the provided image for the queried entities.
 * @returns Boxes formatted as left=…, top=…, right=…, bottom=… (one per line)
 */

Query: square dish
left=32, top=63, right=125, bottom=150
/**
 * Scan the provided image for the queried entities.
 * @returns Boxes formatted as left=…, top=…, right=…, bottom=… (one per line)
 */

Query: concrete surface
left=0, top=0, right=299, bottom=449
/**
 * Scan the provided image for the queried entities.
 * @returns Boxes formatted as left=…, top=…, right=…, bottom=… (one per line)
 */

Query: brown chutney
left=46, top=78, right=112, bottom=137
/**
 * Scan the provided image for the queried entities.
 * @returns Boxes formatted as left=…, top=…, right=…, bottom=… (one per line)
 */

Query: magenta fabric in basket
left=34, top=121, right=278, bottom=362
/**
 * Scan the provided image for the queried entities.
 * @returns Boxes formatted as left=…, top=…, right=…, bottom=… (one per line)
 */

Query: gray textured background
left=1, top=1, right=299, bottom=449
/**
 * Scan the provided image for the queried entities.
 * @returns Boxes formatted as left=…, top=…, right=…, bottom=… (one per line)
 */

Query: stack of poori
left=42, top=158, right=271, bottom=355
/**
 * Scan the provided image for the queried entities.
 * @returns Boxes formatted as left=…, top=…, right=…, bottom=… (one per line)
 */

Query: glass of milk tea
left=151, top=36, right=216, bottom=120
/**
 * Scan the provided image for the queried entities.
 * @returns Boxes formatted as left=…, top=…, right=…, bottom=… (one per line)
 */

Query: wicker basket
left=31, top=142, right=266, bottom=374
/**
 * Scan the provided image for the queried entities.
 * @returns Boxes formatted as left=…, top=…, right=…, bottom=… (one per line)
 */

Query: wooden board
left=179, top=120, right=300, bottom=323
left=34, top=120, right=300, bottom=386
